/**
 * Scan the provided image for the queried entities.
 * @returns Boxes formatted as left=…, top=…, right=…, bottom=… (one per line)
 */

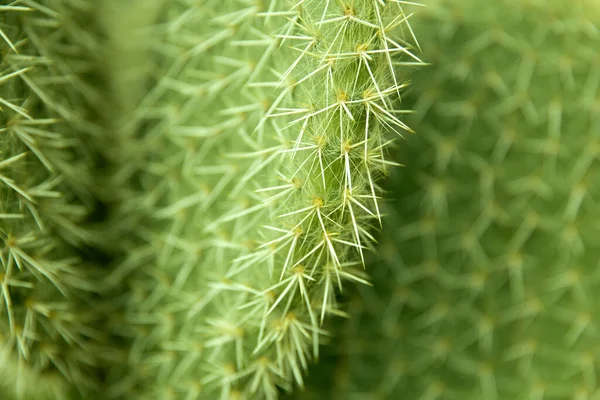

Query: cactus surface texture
left=293, top=0, right=600, bottom=399
left=105, top=1, right=421, bottom=399
left=0, top=1, right=112, bottom=399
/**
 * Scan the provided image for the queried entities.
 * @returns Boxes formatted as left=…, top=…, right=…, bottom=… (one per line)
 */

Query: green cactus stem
left=1, top=1, right=116, bottom=398
left=105, top=1, right=422, bottom=399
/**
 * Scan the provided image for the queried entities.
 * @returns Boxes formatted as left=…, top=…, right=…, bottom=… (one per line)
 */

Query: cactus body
left=0, top=1, right=113, bottom=398
left=107, top=1, right=420, bottom=399
left=300, top=0, right=600, bottom=399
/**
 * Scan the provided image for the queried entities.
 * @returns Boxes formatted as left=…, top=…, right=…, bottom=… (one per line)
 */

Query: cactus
left=291, top=0, right=600, bottom=399
left=0, top=1, right=127, bottom=398
left=105, top=1, right=421, bottom=399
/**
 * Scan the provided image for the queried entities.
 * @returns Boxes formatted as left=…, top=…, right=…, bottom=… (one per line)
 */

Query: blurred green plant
left=291, top=0, right=600, bottom=399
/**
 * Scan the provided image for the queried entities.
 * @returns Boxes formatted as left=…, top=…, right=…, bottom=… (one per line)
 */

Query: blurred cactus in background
left=291, top=0, right=600, bottom=399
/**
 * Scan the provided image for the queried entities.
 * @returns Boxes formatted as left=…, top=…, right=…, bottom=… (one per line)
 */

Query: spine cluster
left=106, top=1, right=421, bottom=399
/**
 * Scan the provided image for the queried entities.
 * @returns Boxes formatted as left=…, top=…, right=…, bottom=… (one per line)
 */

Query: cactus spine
left=107, top=1, right=421, bottom=398
left=296, top=0, right=600, bottom=399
